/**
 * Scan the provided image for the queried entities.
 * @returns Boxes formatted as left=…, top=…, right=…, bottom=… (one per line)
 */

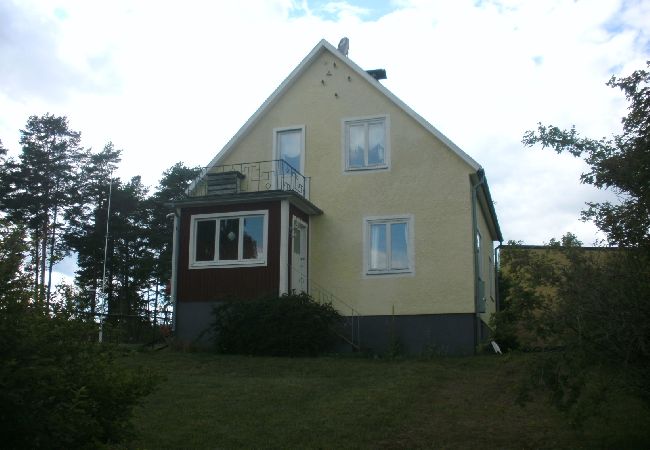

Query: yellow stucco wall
left=218, top=48, right=492, bottom=316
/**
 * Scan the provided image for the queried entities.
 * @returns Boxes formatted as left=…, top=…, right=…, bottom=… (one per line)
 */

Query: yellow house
left=170, top=39, right=502, bottom=354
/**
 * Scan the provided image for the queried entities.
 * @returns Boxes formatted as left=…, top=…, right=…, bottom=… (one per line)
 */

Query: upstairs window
left=344, top=115, right=389, bottom=171
left=364, top=215, right=413, bottom=276
left=190, top=210, right=268, bottom=268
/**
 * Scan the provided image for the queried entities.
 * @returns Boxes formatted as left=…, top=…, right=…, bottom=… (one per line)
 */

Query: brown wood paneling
left=177, top=201, right=281, bottom=301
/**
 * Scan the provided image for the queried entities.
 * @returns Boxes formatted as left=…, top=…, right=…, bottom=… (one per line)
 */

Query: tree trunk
left=154, top=282, right=159, bottom=326
left=46, top=202, right=59, bottom=304
left=40, top=222, right=47, bottom=306
left=91, top=279, right=97, bottom=315
left=33, top=233, right=40, bottom=302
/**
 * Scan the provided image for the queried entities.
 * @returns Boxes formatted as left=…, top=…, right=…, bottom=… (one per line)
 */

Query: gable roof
left=199, top=39, right=481, bottom=176
left=188, top=39, right=501, bottom=240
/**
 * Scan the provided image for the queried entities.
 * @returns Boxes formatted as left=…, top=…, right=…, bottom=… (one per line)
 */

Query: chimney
left=366, top=69, right=387, bottom=81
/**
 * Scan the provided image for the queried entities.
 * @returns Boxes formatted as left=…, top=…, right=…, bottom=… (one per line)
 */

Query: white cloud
left=1, top=0, right=648, bottom=268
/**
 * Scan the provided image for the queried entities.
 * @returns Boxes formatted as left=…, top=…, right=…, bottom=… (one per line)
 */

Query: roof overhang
left=169, top=190, right=323, bottom=216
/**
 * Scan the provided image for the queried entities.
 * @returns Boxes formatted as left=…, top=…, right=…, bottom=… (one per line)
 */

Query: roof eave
left=169, top=190, right=323, bottom=216
left=471, top=171, right=503, bottom=242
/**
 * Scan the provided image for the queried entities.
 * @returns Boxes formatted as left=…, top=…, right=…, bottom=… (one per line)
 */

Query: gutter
left=494, top=243, right=502, bottom=313
left=472, top=170, right=504, bottom=349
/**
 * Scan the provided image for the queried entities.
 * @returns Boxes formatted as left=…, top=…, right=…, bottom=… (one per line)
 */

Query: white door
left=291, top=217, right=308, bottom=293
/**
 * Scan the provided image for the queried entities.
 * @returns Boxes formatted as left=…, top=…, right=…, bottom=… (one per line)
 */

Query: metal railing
left=290, top=264, right=361, bottom=350
left=191, top=160, right=310, bottom=199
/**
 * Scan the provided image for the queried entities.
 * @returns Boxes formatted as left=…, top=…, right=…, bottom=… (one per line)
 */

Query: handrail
left=289, top=264, right=361, bottom=350
left=190, top=160, right=310, bottom=199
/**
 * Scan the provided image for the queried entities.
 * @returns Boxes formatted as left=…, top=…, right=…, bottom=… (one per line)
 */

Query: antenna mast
left=101, top=175, right=113, bottom=298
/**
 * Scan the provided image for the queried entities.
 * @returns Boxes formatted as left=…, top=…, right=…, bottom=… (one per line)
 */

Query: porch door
left=274, top=127, right=305, bottom=192
left=277, top=128, right=303, bottom=173
left=291, top=217, right=308, bottom=293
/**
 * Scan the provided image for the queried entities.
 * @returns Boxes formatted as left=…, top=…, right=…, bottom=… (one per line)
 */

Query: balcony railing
left=190, top=160, right=309, bottom=199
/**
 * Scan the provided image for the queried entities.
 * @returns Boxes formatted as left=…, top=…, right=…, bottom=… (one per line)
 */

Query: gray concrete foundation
left=175, top=301, right=220, bottom=346
left=344, top=313, right=476, bottom=356
left=176, top=301, right=477, bottom=355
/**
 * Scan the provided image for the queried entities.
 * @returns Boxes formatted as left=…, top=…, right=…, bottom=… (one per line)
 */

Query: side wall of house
left=217, top=50, right=476, bottom=322
left=178, top=201, right=281, bottom=300
left=176, top=201, right=281, bottom=343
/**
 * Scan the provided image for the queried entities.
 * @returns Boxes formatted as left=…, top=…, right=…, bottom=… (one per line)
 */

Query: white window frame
left=342, top=115, right=390, bottom=172
left=188, top=210, right=269, bottom=269
left=273, top=125, right=305, bottom=174
left=363, top=214, right=414, bottom=277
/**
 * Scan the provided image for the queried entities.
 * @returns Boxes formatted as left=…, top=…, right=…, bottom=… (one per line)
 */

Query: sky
left=1, top=0, right=649, bottom=282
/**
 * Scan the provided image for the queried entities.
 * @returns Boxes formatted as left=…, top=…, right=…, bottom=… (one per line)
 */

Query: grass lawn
left=121, top=350, right=650, bottom=449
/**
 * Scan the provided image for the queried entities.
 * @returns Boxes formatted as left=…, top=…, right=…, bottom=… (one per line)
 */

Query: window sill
left=365, top=269, right=413, bottom=278
left=189, top=260, right=267, bottom=270
left=345, top=165, right=389, bottom=173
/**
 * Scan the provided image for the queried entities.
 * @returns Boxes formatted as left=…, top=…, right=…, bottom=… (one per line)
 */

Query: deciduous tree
left=523, top=62, right=650, bottom=248
left=512, top=63, right=650, bottom=423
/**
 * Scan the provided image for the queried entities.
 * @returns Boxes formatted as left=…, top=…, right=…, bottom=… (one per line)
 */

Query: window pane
left=390, top=222, right=409, bottom=269
left=278, top=129, right=302, bottom=172
left=369, top=223, right=387, bottom=270
left=367, top=122, right=385, bottom=165
left=195, top=220, right=216, bottom=261
left=243, top=216, right=264, bottom=260
left=219, top=218, right=239, bottom=260
left=348, top=124, right=365, bottom=168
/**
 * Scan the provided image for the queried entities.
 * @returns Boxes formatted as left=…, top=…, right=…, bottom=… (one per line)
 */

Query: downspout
left=471, top=169, right=486, bottom=351
left=168, top=210, right=180, bottom=331
left=494, top=243, right=502, bottom=313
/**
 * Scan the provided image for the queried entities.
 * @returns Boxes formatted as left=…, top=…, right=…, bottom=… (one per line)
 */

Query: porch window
left=344, top=115, right=389, bottom=171
left=364, top=215, right=413, bottom=276
left=190, top=210, right=268, bottom=268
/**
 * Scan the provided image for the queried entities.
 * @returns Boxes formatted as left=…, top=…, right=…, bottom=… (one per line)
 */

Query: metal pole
left=101, top=176, right=113, bottom=295
left=99, top=175, right=113, bottom=343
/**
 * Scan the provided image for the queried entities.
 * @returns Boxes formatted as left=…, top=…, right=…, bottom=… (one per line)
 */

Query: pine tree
left=4, top=115, right=84, bottom=306
left=146, top=163, right=201, bottom=323
left=66, top=142, right=122, bottom=314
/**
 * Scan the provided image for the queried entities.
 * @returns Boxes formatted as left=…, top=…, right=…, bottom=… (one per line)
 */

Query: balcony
left=190, top=160, right=310, bottom=199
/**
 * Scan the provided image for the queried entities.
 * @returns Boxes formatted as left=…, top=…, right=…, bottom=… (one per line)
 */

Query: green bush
left=0, top=302, right=157, bottom=448
left=212, top=292, right=343, bottom=356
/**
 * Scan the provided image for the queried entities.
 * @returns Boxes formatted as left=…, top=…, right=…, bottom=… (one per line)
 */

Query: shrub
left=0, top=302, right=157, bottom=448
left=212, top=292, right=343, bottom=356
